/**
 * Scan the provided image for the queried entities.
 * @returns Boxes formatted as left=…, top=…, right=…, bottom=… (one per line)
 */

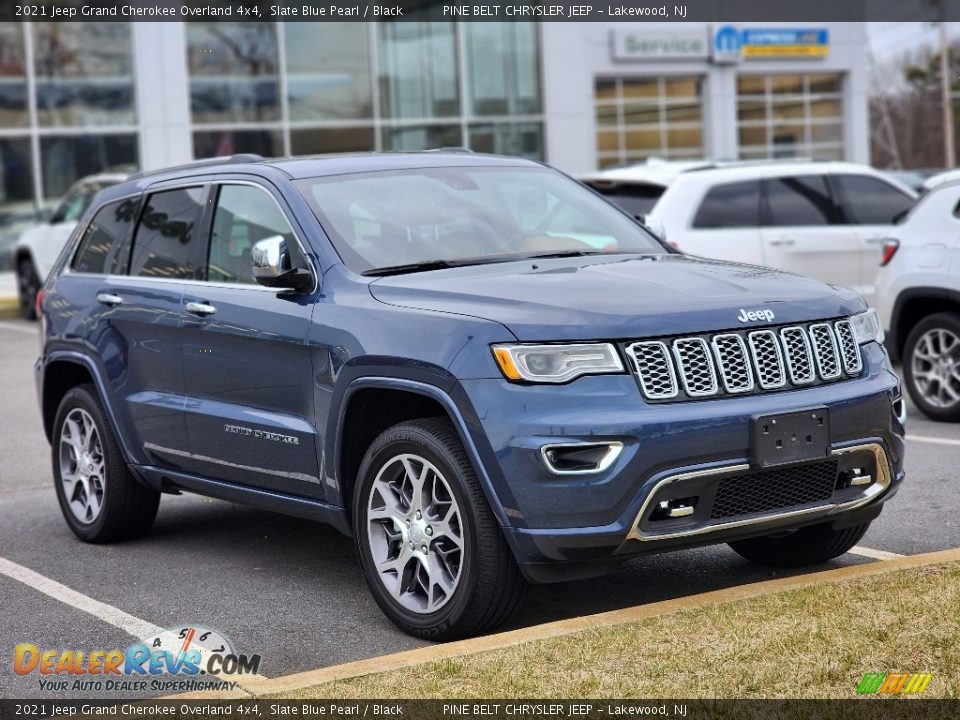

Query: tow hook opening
left=836, top=467, right=873, bottom=490
left=651, top=496, right=699, bottom=520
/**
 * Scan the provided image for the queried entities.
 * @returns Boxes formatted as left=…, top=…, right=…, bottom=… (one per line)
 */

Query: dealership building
left=0, top=20, right=869, bottom=213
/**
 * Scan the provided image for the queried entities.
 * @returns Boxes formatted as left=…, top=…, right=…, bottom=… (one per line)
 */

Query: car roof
left=581, top=159, right=714, bottom=188
left=123, top=151, right=541, bottom=186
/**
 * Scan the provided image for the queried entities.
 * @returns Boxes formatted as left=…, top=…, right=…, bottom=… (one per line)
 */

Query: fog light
left=540, top=442, right=623, bottom=475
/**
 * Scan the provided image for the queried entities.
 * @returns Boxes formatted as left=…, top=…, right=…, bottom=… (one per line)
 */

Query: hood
left=368, top=254, right=866, bottom=341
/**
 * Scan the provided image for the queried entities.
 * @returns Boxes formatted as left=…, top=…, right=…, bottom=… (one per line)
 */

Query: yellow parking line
left=907, top=434, right=960, bottom=447
left=848, top=545, right=905, bottom=560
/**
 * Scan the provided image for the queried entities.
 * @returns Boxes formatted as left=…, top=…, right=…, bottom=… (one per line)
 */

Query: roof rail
left=424, top=146, right=474, bottom=154
left=127, top=153, right=266, bottom=181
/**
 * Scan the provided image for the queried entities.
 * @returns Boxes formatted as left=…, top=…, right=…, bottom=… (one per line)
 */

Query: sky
left=869, top=22, right=960, bottom=61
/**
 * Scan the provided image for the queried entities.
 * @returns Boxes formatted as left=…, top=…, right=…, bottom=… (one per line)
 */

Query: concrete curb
left=171, top=546, right=960, bottom=699
left=0, top=296, right=19, bottom=320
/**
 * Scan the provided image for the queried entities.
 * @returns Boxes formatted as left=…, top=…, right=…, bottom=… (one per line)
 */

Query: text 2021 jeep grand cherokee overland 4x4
left=36, top=152, right=905, bottom=639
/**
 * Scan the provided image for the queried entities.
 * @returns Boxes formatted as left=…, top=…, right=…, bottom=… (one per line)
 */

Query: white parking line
left=848, top=546, right=906, bottom=561
left=0, top=321, right=36, bottom=335
left=0, top=555, right=162, bottom=638
left=907, top=434, right=960, bottom=448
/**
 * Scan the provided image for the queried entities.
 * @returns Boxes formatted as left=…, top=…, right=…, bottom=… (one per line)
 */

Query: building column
left=132, top=22, right=192, bottom=171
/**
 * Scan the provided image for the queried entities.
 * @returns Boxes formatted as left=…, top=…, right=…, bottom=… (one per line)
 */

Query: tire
left=52, top=384, right=160, bottom=543
left=16, top=257, right=39, bottom=321
left=903, top=312, right=960, bottom=422
left=728, top=520, right=870, bottom=568
left=353, top=418, right=525, bottom=640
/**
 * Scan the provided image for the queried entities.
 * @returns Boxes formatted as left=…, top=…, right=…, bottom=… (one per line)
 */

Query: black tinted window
left=129, top=187, right=208, bottom=279
left=692, top=181, right=761, bottom=228
left=764, top=175, right=838, bottom=226
left=72, top=198, right=140, bottom=275
left=588, top=184, right=663, bottom=218
left=209, top=185, right=303, bottom=285
left=834, top=174, right=914, bottom=225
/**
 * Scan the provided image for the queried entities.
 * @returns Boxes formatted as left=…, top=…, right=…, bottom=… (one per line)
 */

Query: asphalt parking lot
left=1, top=317, right=958, bottom=699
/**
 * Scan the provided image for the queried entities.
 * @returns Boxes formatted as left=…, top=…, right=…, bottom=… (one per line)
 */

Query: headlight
left=492, top=343, right=624, bottom=383
left=849, top=308, right=884, bottom=345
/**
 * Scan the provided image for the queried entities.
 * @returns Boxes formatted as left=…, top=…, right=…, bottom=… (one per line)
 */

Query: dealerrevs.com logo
left=14, top=625, right=261, bottom=693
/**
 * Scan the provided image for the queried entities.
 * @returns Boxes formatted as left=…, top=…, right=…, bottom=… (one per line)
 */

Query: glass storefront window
left=32, top=23, right=135, bottom=127
left=290, top=127, right=375, bottom=154
left=736, top=73, right=844, bottom=160
left=465, top=24, right=540, bottom=116
left=0, top=24, right=27, bottom=127
left=468, top=122, right=543, bottom=159
left=39, top=134, right=137, bottom=199
left=379, top=22, right=458, bottom=119
left=193, top=129, right=282, bottom=159
left=285, top=23, right=372, bottom=121
left=0, top=138, right=34, bottom=271
left=381, top=124, right=461, bottom=151
left=188, top=23, right=279, bottom=123
left=594, top=76, right=704, bottom=168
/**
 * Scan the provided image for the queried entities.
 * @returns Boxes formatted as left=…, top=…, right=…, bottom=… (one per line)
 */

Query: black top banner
left=1, top=0, right=958, bottom=22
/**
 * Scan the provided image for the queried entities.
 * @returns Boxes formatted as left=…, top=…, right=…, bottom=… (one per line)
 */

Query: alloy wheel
left=366, top=453, right=464, bottom=614
left=911, top=328, right=960, bottom=409
left=59, top=408, right=106, bottom=524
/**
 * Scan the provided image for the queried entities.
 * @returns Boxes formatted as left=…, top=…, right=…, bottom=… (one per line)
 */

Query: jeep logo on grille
left=737, top=308, right=776, bottom=323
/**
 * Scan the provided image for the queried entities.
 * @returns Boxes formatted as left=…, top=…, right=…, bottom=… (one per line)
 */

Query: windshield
left=295, top=166, right=667, bottom=274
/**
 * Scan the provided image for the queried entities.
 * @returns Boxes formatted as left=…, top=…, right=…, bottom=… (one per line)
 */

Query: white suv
left=607, top=161, right=916, bottom=309
left=876, top=180, right=960, bottom=421
left=13, top=172, right=127, bottom=319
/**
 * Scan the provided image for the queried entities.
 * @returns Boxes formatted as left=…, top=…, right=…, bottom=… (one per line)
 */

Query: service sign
left=612, top=27, right=709, bottom=61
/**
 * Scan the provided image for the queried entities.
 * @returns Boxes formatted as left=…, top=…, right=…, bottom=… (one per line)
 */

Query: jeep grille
left=624, top=319, right=863, bottom=402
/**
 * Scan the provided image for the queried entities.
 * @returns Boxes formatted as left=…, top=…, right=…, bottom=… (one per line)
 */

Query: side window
left=691, top=181, right=761, bottom=229
left=72, top=198, right=141, bottom=275
left=129, top=187, right=208, bottom=279
left=208, top=185, right=305, bottom=284
left=764, top=175, right=838, bottom=227
left=834, top=174, right=915, bottom=225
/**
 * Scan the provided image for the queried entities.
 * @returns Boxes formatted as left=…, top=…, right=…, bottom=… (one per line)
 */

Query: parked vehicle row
left=15, top=156, right=960, bottom=423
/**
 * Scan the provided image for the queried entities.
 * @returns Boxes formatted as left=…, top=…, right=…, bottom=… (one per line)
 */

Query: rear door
left=64, top=186, right=211, bottom=469
left=831, top=173, right=916, bottom=307
left=759, top=174, right=861, bottom=291
left=178, top=181, right=322, bottom=498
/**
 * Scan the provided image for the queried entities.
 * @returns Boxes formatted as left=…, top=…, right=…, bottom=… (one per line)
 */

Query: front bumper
left=459, top=343, right=905, bottom=582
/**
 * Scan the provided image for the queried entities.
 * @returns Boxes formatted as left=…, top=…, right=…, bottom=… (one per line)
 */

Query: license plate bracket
left=752, top=408, right=830, bottom=469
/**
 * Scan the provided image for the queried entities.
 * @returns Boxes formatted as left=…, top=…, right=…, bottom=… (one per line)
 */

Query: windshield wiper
left=362, top=257, right=512, bottom=277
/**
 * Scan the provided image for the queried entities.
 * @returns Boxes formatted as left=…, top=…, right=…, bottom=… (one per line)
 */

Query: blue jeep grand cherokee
left=36, top=152, right=905, bottom=639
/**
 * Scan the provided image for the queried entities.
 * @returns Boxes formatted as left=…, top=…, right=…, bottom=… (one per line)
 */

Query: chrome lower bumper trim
left=626, top=442, right=892, bottom=543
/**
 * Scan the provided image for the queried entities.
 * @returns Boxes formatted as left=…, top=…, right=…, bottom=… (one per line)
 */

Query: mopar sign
left=712, top=26, right=829, bottom=62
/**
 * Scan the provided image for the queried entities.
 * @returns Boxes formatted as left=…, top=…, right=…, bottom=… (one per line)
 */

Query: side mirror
left=251, top=235, right=313, bottom=292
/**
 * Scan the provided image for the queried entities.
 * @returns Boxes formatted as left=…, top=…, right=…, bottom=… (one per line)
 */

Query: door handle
left=768, top=239, right=795, bottom=247
left=864, top=237, right=887, bottom=245
left=96, top=292, right=124, bottom=307
left=185, top=301, right=217, bottom=317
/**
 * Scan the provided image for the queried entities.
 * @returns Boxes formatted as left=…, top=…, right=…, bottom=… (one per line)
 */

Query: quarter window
left=72, top=198, right=141, bottom=275
left=208, top=184, right=304, bottom=285
left=764, top=175, right=838, bottom=226
left=129, top=187, right=208, bottom=279
left=833, top=174, right=914, bottom=225
left=692, top=181, right=762, bottom=229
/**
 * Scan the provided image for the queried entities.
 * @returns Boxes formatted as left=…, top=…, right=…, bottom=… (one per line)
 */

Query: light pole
left=939, top=6, right=955, bottom=167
